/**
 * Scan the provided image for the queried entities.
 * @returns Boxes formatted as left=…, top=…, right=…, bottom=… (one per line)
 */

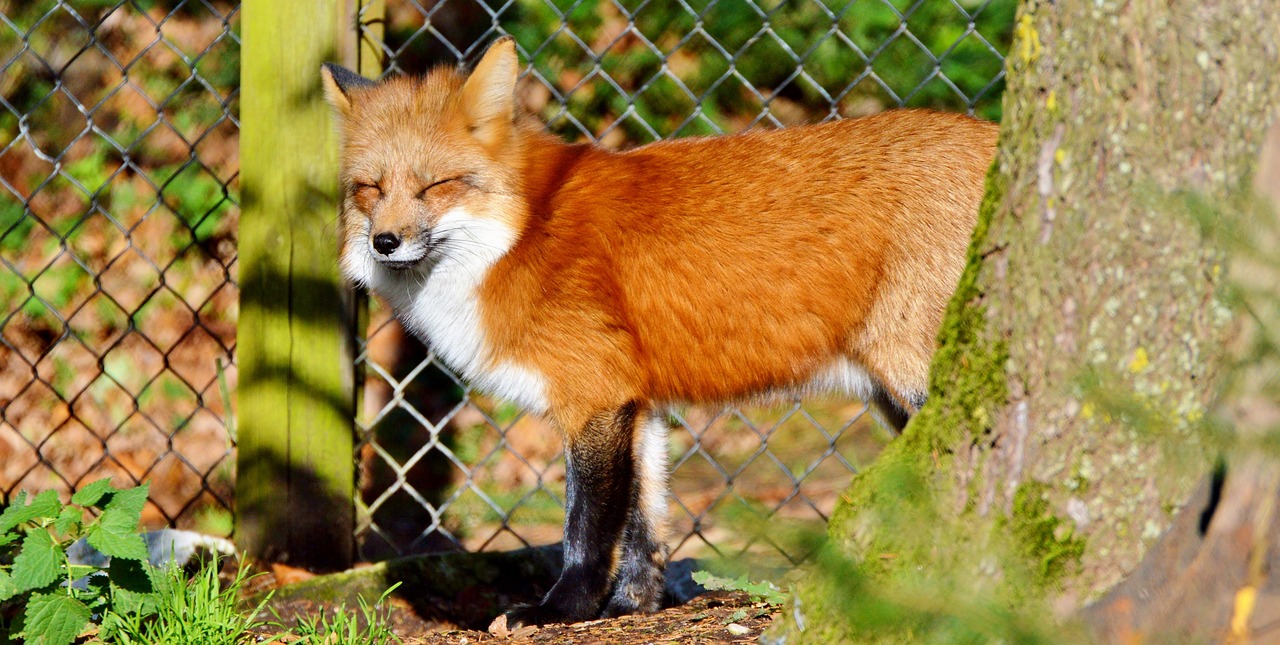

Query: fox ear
left=321, top=63, right=374, bottom=117
left=460, top=36, right=519, bottom=137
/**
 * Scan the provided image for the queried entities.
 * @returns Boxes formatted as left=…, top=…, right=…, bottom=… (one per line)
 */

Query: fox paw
left=489, top=603, right=576, bottom=634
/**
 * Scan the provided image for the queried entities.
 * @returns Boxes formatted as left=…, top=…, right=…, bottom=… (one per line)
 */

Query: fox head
left=321, top=37, right=528, bottom=287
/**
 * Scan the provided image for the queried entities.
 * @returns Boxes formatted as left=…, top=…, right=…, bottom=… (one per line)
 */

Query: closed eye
left=416, top=176, right=468, bottom=199
left=353, top=182, right=382, bottom=205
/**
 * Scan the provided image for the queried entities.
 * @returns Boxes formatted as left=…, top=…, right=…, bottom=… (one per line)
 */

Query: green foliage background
left=376, top=0, right=1013, bottom=143
left=508, top=0, right=1013, bottom=141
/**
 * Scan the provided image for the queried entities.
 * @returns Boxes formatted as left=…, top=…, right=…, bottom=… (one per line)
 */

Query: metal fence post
left=236, top=0, right=359, bottom=571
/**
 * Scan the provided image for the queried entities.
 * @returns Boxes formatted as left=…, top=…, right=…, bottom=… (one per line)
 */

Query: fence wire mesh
left=0, top=0, right=240, bottom=532
left=352, top=0, right=1012, bottom=565
left=0, top=0, right=1010, bottom=565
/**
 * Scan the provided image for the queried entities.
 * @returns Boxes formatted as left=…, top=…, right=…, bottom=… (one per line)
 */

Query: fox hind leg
left=867, top=382, right=926, bottom=434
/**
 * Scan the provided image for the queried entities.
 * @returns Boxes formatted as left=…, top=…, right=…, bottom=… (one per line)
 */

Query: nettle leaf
left=0, top=490, right=27, bottom=534
left=109, top=557, right=160, bottom=616
left=12, top=530, right=62, bottom=592
left=85, top=522, right=148, bottom=562
left=738, top=579, right=787, bottom=605
left=0, top=490, right=30, bottom=531
left=70, top=478, right=115, bottom=508
left=20, top=591, right=92, bottom=645
left=85, top=485, right=149, bottom=561
left=691, top=570, right=734, bottom=590
left=65, top=564, right=101, bottom=581
left=85, top=569, right=111, bottom=594
left=52, top=507, right=83, bottom=537
left=82, top=573, right=113, bottom=613
left=108, top=556, right=155, bottom=594
left=99, top=484, right=149, bottom=523
left=691, top=570, right=787, bottom=605
left=0, top=569, right=18, bottom=601
left=111, top=582, right=160, bottom=617
left=0, top=490, right=62, bottom=534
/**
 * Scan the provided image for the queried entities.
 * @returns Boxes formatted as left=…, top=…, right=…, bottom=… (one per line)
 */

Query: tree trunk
left=782, top=1, right=1280, bottom=641
left=1081, top=99, right=1280, bottom=645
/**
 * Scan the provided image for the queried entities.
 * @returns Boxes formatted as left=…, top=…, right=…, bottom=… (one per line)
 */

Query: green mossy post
left=782, top=0, right=1280, bottom=641
left=237, top=0, right=374, bottom=571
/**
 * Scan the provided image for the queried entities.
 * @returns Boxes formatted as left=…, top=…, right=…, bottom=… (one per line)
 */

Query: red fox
left=321, top=37, right=997, bottom=628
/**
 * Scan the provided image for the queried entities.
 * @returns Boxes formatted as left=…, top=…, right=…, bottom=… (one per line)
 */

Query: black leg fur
left=601, top=412, right=668, bottom=617
left=502, top=403, right=639, bottom=627
left=868, top=385, right=925, bottom=433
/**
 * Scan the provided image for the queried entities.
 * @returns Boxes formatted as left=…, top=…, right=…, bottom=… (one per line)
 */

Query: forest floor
left=259, top=588, right=779, bottom=644
left=241, top=550, right=785, bottom=644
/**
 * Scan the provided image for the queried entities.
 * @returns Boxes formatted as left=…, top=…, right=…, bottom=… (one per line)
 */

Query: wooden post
left=236, top=0, right=362, bottom=571
left=349, top=0, right=384, bottom=550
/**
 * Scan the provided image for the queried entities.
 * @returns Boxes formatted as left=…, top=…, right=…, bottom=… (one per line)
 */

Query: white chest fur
left=342, top=209, right=550, bottom=415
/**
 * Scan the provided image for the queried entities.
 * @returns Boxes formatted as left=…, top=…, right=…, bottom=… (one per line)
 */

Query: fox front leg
left=600, top=410, right=669, bottom=617
left=499, top=403, right=641, bottom=627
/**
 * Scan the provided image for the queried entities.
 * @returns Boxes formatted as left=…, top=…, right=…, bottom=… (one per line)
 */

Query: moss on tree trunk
left=783, top=1, right=1280, bottom=641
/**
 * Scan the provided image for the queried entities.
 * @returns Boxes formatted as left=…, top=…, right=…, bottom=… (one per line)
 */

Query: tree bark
left=1081, top=102, right=1280, bottom=645
left=784, top=1, right=1280, bottom=642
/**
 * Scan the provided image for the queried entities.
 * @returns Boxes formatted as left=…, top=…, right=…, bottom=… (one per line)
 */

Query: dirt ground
left=242, top=550, right=782, bottom=645
left=260, top=590, right=779, bottom=644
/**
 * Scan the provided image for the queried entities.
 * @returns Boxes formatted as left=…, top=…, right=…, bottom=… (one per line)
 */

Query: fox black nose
left=372, top=232, right=400, bottom=255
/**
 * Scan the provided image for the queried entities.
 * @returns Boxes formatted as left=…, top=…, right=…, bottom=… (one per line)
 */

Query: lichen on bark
left=783, top=0, right=1280, bottom=641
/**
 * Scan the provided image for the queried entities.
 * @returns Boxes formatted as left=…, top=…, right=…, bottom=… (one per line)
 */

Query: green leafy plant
left=692, top=570, right=788, bottom=606
left=0, top=480, right=153, bottom=645
left=281, top=582, right=403, bottom=645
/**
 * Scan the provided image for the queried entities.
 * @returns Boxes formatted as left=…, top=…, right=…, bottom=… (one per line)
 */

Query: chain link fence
left=0, top=0, right=1011, bottom=566
left=0, top=0, right=240, bottom=532
left=352, top=0, right=1012, bottom=566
